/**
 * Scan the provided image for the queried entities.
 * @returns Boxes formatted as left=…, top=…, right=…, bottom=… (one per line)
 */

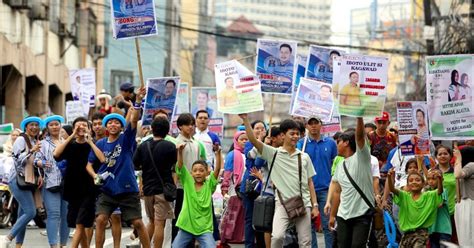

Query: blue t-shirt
left=88, top=124, right=139, bottom=196
left=297, top=136, right=337, bottom=192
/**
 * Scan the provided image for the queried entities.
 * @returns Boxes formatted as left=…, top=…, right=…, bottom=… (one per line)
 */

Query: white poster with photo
left=289, top=54, right=307, bottom=114
left=65, top=101, right=85, bottom=125
left=397, top=101, right=430, bottom=156
left=426, top=54, right=474, bottom=140
left=291, top=78, right=334, bottom=123
left=142, top=77, right=180, bottom=125
left=256, top=39, right=297, bottom=95
left=69, top=68, right=96, bottom=116
left=215, top=60, right=263, bottom=114
left=170, top=82, right=189, bottom=136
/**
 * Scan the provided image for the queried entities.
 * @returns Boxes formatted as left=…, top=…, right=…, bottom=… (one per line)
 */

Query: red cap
left=374, top=111, right=390, bottom=122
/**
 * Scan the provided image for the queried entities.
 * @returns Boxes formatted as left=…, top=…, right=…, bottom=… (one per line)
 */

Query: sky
left=331, top=0, right=373, bottom=45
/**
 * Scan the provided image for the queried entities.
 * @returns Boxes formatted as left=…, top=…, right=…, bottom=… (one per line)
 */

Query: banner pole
left=235, top=53, right=257, bottom=62
left=135, top=38, right=145, bottom=88
left=268, top=94, right=275, bottom=137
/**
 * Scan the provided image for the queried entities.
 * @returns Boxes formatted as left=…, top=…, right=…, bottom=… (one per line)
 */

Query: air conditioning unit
left=3, top=0, right=32, bottom=9
left=58, top=22, right=67, bottom=37
left=91, top=45, right=107, bottom=58
left=28, top=2, right=48, bottom=20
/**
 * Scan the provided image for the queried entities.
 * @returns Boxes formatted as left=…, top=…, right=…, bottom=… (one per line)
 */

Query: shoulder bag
left=252, top=151, right=278, bottom=232
left=342, top=161, right=376, bottom=217
left=146, top=141, right=177, bottom=202
left=276, top=153, right=306, bottom=220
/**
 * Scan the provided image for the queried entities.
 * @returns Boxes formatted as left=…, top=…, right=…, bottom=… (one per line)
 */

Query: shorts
left=67, top=196, right=96, bottom=228
left=96, top=192, right=142, bottom=222
left=144, top=194, right=174, bottom=221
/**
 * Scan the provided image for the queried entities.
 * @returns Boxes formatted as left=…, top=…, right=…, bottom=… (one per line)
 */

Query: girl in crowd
left=220, top=131, right=248, bottom=244
left=1, top=129, right=21, bottom=182
left=426, top=169, right=451, bottom=248
left=1, top=117, right=43, bottom=247
left=35, top=116, right=69, bottom=248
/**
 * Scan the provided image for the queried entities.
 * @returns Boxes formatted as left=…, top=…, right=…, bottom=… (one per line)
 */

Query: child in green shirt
left=172, top=143, right=222, bottom=248
left=426, top=169, right=452, bottom=248
left=387, top=168, right=443, bottom=248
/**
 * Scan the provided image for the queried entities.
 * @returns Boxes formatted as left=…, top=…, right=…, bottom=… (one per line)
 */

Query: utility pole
left=423, top=0, right=434, bottom=55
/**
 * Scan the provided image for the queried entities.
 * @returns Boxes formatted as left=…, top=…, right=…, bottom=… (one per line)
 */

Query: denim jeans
left=242, top=194, right=265, bottom=248
left=311, top=189, right=333, bottom=248
left=172, top=229, right=215, bottom=248
left=42, top=187, right=69, bottom=246
left=9, top=178, right=36, bottom=244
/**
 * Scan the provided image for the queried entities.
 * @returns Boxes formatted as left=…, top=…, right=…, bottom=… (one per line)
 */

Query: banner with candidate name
left=336, top=54, right=388, bottom=117
left=110, top=0, right=158, bottom=39
left=142, top=77, right=179, bottom=125
left=65, top=101, right=85, bottom=125
left=215, top=60, right=264, bottom=114
left=291, top=78, right=334, bottom=123
left=397, top=101, right=430, bottom=155
left=191, top=87, right=224, bottom=138
left=69, top=68, right=96, bottom=116
left=306, top=45, right=344, bottom=84
left=321, top=57, right=343, bottom=134
left=289, top=54, right=307, bottom=114
left=256, top=39, right=297, bottom=95
left=170, top=82, right=189, bottom=136
left=426, top=54, right=474, bottom=140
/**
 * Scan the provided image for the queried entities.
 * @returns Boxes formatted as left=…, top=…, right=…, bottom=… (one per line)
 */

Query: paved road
left=0, top=225, right=326, bottom=247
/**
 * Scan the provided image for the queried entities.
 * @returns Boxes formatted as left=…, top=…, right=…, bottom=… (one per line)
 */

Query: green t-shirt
left=428, top=190, right=452, bottom=235
left=394, top=190, right=442, bottom=232
left=175, top=165, right=218, bottom=235
left=142, top=134, right=178, bottom=144
left=441, top=172, right=456, bottom=215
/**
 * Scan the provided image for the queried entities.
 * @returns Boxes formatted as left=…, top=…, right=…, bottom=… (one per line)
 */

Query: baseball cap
left=307, top=116, right=322, bottom=124
left=374, top=111, right=390, bottom=122
left=119, top=82, right=134, bottom=91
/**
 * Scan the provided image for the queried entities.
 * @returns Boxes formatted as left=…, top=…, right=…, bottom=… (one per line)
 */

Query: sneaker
left=0, top=235, right=12, bottom=248
left=40, top=230, right=47, bottom=236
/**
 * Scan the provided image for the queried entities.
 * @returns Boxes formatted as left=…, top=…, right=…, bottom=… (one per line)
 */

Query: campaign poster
left=0, top=123, right=14, bottom=134
left=306, top=45, right=344, bottom=84
left=65, top=101, right=85, bottom=125
left=289, top=54, right=307, bottom=114
left=426, top=55, right=474, bottom=140
left=321, top=57, right=343, bottom=134
left=109, top=0, right=157, bottom=40
left=337, top=54, right=388, bottom=117
left=397, top=101, right=430, bottom=155
left=255, top=39, right=297, bottom=95
left=191, top=87, right=224, bottom=138
left=142, top=77, right=179, bottom=125
left=291, top=78, right=334, bottom=122
left=170, top=83, right=189, bottom=136
left=69, top=68, right=96, bottom=116
left=215, top=60, right=264, bottom=114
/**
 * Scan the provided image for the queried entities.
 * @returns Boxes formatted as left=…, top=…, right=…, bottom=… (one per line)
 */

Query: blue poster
left=110, top=0, right=157, bottom=40
left=142, top=77, right=179, bottom=125
left=289, top=54, right=307, bottom=114
left=256, top=39, right=297, bottom=95
left=305, top=45, right=344, bottom=84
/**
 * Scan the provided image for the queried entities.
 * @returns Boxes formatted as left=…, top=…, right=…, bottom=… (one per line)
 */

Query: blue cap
left=103, top=113, right=126, bottom=127
left=43, top=115, right=65, bottom=129
left=237, top=125, right=246, bottom=131
left=20, top=117, right=42, bottom=131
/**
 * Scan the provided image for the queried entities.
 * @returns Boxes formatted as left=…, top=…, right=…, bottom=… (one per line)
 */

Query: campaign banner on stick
left=289, top=54, right=307, bottom=114
left=215, top=60, right=264, bottom=114
left=170, top=83, right=189, bottom=136
left=256, top=39, right=297, bottom=95
left=397, top=101, right=430, bottom=155
left=191, top=87, right=224, bottom=138
left=336, top=54, right=388, bottom=117
left=142, top=77, right=179, bottom=125
left=321, top=57, right=344, bottom=134
left=110, top=0, right=158, bottom=39
left=291, top=78, right=334, bottom=122
left=65, top=101, right=85, bottom=125
left=69, top=68, right=96, bottom=116
left=306, top=45, right=344, bottom=84
left=426, top=54, right=474, bottom=140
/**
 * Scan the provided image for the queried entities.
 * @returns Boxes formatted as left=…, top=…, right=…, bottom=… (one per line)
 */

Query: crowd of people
left=0, top=82, right=473, bottom=248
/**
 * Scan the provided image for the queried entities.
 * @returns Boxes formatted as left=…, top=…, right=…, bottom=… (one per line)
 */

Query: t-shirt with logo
left=367, top=131, right=397, bottom=168
left=88, top=124, right=138, bottom=196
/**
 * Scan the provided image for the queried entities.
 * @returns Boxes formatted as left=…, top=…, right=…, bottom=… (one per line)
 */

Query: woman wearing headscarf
left=35, top=115, right=69, bottom=248
left=0, top=117, right=43, bottom=247
left=220, top=131, right=248, bottom=245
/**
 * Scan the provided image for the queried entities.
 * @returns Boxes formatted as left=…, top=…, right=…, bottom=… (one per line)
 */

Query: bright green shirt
left=142, top=134, right=178, bottom=144
left=428, top=190, right=452, bottom=235
left=441, top=172, right=456, bottom=215
left=175, top=165, right=218, bottom=235
left=394, top=190, right=442, bottom=232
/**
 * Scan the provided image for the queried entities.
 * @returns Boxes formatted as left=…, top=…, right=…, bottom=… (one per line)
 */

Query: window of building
left=110, top=70, right=133, bottom=96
